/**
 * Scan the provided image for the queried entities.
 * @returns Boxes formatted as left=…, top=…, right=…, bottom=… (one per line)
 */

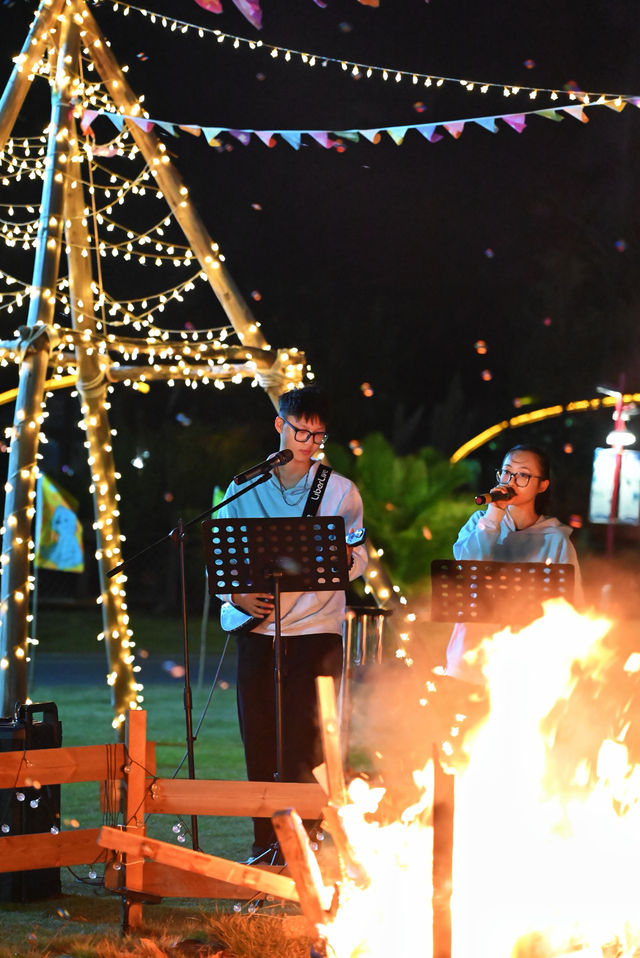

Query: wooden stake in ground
left=98, top=826, right=299, bottom=904
left=315, top=676, right=370, bottom=888
left=271, top=808, right=335, bottom=926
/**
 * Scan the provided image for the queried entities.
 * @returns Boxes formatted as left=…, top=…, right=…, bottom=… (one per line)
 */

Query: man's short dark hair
left=278, top=386, right=330, bottom=425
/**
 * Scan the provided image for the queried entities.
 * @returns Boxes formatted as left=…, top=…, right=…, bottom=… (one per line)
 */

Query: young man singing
left=217, top=385, right=367, bottom=862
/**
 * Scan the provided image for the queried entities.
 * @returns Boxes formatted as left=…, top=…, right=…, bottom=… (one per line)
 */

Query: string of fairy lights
left=0, top=120, right=241, bottom=340
left=103, top=0, right=634, bottom=103
left=0, top=25, right=268, bottom=745
left=0, top=0, right=457, bottom=788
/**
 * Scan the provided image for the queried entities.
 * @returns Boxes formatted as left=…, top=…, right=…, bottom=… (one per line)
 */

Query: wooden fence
left=0, top=709, right=326, bottom=928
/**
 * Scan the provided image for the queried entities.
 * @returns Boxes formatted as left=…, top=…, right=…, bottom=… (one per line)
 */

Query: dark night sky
left=1, top=0, right=640, bottom=520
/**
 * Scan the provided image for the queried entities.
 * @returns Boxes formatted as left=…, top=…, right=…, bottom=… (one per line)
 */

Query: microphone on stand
left=474, top=486, right=516, bottom=506
left=233, top=448, right=294, bottom=485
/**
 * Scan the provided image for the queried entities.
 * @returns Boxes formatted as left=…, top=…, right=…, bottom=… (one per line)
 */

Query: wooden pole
left=76, top=10, right=256, bottom=337
left=63, top=100, right=137, bottom=733
left=98, top=826, right=299, bottom=903
left=0, top=0, right=65, bottom=152
left=316, top=675, right=347, bottom=807
left=120, top=708, right=148, bottom=929
left=315, top=676, right=370, bottom=888
left=0, top=11, right=76, bottom=716
left=272, top=808, right=335, bottom=926
left=76, top=0, right=305, bottom=408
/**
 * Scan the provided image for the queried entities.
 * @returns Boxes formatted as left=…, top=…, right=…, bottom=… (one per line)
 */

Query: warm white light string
left=0, top=269, right=235, bottom=341
left=62, top=223, right=196, bottom=262
left=104, top=0, right=636, bottom=103
left=0, top=287, right=239, bottom=354
left=0, top=211, right=39, bottom=228
left=0, top=134, right=222, bottom=327
left=0, top=138, right=158, bottom=218
left=93, top=215, right=192, bottom=255
left=0, top=244, right=212, bottom=326
left=0, top=324, right=259, bottom=380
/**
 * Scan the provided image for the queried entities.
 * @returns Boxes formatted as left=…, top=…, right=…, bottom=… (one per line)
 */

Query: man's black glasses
left=281, top=416, right=328, bottom=445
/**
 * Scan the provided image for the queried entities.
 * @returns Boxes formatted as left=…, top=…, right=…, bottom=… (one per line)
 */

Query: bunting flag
left=562, top=105, right=589, bottom=123
left=85, top=95, right=636, bottom=152
left=537, top=110, right=564, bottom=122
left=131, top=117, right=155, bottom=133
left=193, top=0, right=377, bottom=28
left=474, top=117, right=498, bottom=133
left=80, top=109, right=100, bottom=134
left=416, top=124, right=442, bottom=142
left=34, top=476, right=84, bottom=573
left=193, top=0, right=262, bottom=30
left=502, top=114, right=527, bottom=133
left=443, top=121, right=465, bottom=139
left=387, top=125, right=410, bottom=145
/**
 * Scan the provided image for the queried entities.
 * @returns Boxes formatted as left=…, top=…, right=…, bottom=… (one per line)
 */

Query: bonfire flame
left=302, top=600, right=640, bottom=958
left=319, top=769, right=434, bottom=958
left=452, top=599, right=640, bottom=958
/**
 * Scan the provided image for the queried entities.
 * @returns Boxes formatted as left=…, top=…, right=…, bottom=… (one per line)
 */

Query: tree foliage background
left=326, top=433, right=478, bottom=594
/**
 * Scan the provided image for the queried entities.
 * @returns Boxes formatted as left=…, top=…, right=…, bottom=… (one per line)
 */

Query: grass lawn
left=0, top=608, right=287, bottom=955
left=31, top=605, right=229, bottom=658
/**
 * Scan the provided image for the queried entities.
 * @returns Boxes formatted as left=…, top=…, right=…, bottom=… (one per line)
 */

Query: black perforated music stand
left=430, top=559, right=575, bottom=626
left=202, top=515, right=350, bottom=780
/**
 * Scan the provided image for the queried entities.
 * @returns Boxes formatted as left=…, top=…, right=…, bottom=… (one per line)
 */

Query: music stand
left=430, top=559, right=575, bottom=626
left=202, top=515, right=350, bottom=780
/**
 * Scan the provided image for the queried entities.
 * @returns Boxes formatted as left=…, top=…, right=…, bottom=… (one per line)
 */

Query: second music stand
left=202, top=515, right=350, bottom=780
left=430, top=558, right=575, bottom=626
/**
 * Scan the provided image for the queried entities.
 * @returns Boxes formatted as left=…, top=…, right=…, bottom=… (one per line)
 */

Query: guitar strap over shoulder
left=302, top=462, right=333, bottom=517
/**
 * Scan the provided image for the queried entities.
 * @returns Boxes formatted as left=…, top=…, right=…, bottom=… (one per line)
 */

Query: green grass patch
left=0, top=674, right=278, bottom=955
left=23, top=679, right=254, bottom=861
left=34, top=607, right=228, bottom=658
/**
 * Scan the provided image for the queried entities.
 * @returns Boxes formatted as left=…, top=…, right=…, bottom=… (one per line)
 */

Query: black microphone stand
left=107, top=472, right=271, bottom=851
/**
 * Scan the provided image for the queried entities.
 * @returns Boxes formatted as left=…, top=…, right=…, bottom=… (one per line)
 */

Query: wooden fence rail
left=0, top=709, right=326, bottom=924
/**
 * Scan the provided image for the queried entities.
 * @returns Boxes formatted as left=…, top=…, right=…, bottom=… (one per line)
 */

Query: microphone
left=233, top=448, right=293, bottom=485
left=474, top=486, right=516, bottom=506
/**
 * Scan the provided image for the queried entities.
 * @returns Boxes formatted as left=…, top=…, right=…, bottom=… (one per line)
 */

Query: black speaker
left=0, top=701, right=62, bottom=902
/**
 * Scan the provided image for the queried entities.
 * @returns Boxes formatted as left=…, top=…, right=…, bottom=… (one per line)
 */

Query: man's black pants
left=235, top=630, right=343, bottom=854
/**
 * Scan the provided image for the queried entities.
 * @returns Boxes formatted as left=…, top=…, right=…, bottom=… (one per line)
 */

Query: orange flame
left=452, top=600, right=640, bottom=958
left=318, top=600, right=640, bottom=957
left=321, top=768, right=434, bottom=957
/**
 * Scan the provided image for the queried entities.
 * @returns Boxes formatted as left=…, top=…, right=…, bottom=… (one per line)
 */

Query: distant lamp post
left=597, top=385, right=637, bottom=557
left=605, top=423, right=636, bottom=448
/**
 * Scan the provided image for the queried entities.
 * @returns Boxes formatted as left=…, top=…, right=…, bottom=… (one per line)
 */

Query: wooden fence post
left=121, top=709, right=148, bottom=931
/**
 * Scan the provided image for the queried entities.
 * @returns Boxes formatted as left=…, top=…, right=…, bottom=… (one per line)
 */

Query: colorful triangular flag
left=308, top=131, right=331, bottom=148
left=562, top=105, right=589, bottom=123
left=360, top=129, right=382, bottom=143
left=444, top=121, right=465, bottom=139
left=503, top=114, right=527, bottom=132
left=474, top=116, right=498, bottom=133
left=537, top=109, right=563, bottom=122
left=280, top=131, right=302, bottom=149
left=387, top=125, right=409, bottom=145
left=255, top=130, right=276, bottom=147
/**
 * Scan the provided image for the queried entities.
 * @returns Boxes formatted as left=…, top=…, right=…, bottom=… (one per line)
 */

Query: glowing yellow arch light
left=0, top=375, right=153, bottom=407
left=450, top=394, right=640, bottom=463
left=0, top=375, right=78, bottom=406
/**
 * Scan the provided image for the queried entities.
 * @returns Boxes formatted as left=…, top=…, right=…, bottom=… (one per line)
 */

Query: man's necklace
left=274, top=465, right=313, bottom=507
